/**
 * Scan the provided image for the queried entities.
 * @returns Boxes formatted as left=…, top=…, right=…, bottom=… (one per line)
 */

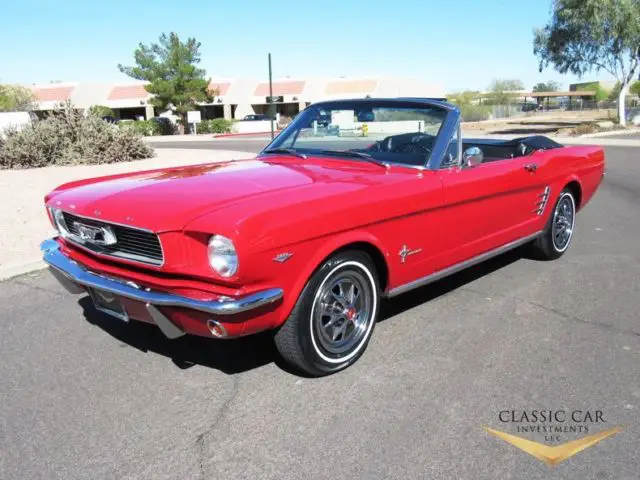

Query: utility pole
left=268, top=53, right=274, bottom=140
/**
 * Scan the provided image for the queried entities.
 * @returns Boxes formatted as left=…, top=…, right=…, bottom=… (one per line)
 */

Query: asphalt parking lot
left=1, top=146, right=639, bottom=479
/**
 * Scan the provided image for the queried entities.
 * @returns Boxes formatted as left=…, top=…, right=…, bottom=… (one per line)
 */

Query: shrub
left=0, top=84, right=37, bottom=112
left=0, top=102, right=153, bottom=169
left=118, top=118, right=174, bottom=136
left=87, top=105, right=115, bottom=118
left=277, top=116, right=293, bottom=129
left=459, top=104, right=492, bottom=122
left=196, top=118, right=235, bottom=134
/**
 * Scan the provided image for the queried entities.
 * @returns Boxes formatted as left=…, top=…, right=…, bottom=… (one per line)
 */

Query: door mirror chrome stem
left=463, top=146, right=484, bottom=168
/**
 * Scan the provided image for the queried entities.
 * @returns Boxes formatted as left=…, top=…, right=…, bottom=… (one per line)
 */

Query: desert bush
left=117, top=118, right=175, bottom=136
left=133, top=119, right=160, bottom=136
left=0, top=102, right=153, bottom=169
left=459, top=104, right=492, bottom=122
left=196, top=118, right=234, bottom=134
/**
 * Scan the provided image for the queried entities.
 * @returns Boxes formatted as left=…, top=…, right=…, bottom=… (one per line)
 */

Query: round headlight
left=207, top=235, right=238, bottom=277
left=50, top=208, right=69, bottom=235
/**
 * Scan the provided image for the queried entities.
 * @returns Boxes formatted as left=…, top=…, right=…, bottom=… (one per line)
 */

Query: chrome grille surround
left=60, top=211, right=164, bottom=266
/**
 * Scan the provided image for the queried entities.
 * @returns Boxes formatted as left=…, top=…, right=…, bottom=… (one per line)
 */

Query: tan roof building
left=27, top=76, right=445, bottom=120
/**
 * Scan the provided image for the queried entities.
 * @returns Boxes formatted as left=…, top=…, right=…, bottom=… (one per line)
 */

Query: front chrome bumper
left=40, top=239, right=284, bottom=339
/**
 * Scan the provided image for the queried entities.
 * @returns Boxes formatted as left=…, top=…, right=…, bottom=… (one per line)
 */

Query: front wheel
left=531, top=188, right=576, bottom=260
left=274, top=251, right=380, bottom=376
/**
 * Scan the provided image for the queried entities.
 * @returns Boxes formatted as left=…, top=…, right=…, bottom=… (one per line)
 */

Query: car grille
left=61, top=212, right=164, bottom=266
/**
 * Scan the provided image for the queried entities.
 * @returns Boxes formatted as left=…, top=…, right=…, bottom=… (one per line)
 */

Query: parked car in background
left=521, top=103, right=542, bottom=112
left=40, top=98, right=605, bottom=376
left=100, top=115, right=119, bottom=124
left=626, top=107, right=640, bottom=126
left=242, top=114, right=273, bottom=121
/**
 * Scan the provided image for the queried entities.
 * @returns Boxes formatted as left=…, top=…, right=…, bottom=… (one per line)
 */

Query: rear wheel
left=531, top=189, right=576, bottom=260
left=274, top=251, right=380, bottom=376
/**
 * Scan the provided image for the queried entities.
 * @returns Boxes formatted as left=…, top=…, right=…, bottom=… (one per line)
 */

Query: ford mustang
left=41, top=98, right=605, bottom=376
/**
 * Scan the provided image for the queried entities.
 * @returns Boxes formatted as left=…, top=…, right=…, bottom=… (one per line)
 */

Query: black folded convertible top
left=511, top=135, right=564, bottom=150
left=464, top=135, right=563, bottom=151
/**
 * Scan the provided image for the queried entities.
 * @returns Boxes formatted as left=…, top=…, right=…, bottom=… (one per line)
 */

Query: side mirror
left=463, top=146, right=483, bottom=167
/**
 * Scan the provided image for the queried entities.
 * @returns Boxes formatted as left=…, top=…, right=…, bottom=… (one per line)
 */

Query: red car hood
left=47, top=157, right=393, bottom=232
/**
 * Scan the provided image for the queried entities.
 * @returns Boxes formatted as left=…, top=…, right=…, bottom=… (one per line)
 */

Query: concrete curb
left=0, top=260, right=47, bottom=281
left=212, top=131, right=281, bottom=138
left=142, top=135, right=215, bottom=143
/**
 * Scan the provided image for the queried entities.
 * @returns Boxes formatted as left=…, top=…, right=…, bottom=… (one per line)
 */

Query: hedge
left=195, top=118, right=235, bottom=134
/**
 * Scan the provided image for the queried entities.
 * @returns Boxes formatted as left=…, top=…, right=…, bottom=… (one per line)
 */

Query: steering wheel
left=390, top=134, right=433, bottom=155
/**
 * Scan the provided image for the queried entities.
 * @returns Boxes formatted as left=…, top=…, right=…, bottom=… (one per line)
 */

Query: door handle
left=524, top=163, right=538, bottom=173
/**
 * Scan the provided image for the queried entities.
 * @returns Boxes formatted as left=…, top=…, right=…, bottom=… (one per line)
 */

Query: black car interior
left=362, top=132, right=563, bottom=166
left=461, top=135, right=563, bottom=162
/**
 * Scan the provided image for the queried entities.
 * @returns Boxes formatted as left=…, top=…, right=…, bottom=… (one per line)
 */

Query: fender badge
left=273, top=252, right=293, bottom=263
left=399, top=244, right=422, bottom=264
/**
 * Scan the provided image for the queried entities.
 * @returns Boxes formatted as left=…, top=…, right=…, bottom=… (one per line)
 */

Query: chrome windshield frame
left=261, top=98, right=461, bottom=171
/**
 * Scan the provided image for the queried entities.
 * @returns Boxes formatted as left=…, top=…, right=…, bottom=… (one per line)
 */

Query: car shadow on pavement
left=379, top=246, right=524, bottom=321
left=78, top=247, right=526, bottom=376
left=79, top=296, right=278, bottom=375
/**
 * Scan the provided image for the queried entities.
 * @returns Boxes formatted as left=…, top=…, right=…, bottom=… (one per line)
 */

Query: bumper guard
left=41, top=239, right=284, bottom=339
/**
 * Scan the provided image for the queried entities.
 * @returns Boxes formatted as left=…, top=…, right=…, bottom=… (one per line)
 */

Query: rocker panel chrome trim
left=385, top=231, right=542, bottom=297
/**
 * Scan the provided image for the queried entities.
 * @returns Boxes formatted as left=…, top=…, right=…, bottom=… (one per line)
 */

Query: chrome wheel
left=552, top=193, right=575, bottom=252
left=312, top=270, right=373, bottom=356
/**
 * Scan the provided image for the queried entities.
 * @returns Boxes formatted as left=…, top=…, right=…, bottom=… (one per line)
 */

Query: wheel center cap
left=346, top=308, right=356, bottom=321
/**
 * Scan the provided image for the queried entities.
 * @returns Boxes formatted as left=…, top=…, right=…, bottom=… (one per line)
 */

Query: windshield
left=264, top=100, right=449, bottom=168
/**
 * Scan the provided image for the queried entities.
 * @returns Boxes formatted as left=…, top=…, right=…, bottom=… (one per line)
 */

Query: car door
left=434, top=152, right=548, bottom=271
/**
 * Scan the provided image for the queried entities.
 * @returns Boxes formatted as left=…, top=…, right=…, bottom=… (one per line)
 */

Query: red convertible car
left=41, top=98, right=605, bottom=376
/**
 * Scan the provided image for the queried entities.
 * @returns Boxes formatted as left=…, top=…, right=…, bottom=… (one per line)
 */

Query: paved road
left=149, top=138, right=269, bottom=152
left=598, top=133, right=640, bottom=140
left=2, top=147, right=639, bottom=479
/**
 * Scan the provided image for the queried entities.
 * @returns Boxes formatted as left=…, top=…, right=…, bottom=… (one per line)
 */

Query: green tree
left=607, top=82, right=622, bottom=102
left=87, top=105, right=115, bottom=118
left=534, top=0, right=640, bottom=126
left=447, top=90, right=482, bottom=105
left=630, top=81, right=640, bottom=96
left=118, top=32, right=213, bottom=133
left=488, top=79, right=525, bottom=104
left=0, top=84, right=37, bottom=111
left=532, top=81, right=562, bottom=92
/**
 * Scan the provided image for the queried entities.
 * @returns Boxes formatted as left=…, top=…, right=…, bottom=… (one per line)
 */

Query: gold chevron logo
left=483, top=426, right=622, bottom=466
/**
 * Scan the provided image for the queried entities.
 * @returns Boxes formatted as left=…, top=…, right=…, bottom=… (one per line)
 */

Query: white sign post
left=187, top=110, right=201, bottom=135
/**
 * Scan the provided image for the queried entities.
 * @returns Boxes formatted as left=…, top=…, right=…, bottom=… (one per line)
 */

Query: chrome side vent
left=533, top=186, right=551, bottom=215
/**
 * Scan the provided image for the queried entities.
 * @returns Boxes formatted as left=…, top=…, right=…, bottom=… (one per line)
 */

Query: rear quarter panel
left=540, top=145, right=605, bottom=212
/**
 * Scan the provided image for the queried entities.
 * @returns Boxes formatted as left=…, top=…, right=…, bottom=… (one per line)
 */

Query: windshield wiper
left=319, top=150, right=390, bottom=169
left=262, top=148, right=307, bottom=159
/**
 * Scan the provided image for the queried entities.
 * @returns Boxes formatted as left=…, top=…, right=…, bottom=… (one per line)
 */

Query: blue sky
left=1, top=0, right=613, bottom=92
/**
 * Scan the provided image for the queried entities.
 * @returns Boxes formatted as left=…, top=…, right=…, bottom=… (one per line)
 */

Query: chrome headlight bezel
left=207, top=235, right=239, bottom=278
left=49, top=207, right=70, bottom=236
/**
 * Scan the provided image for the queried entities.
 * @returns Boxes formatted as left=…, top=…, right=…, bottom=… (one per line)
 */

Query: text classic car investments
left=41, top=98, right=605, bottom=376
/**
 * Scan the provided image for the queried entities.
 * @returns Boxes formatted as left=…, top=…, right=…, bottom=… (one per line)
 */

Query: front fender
left=272, top=230, right=390, bottom=327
